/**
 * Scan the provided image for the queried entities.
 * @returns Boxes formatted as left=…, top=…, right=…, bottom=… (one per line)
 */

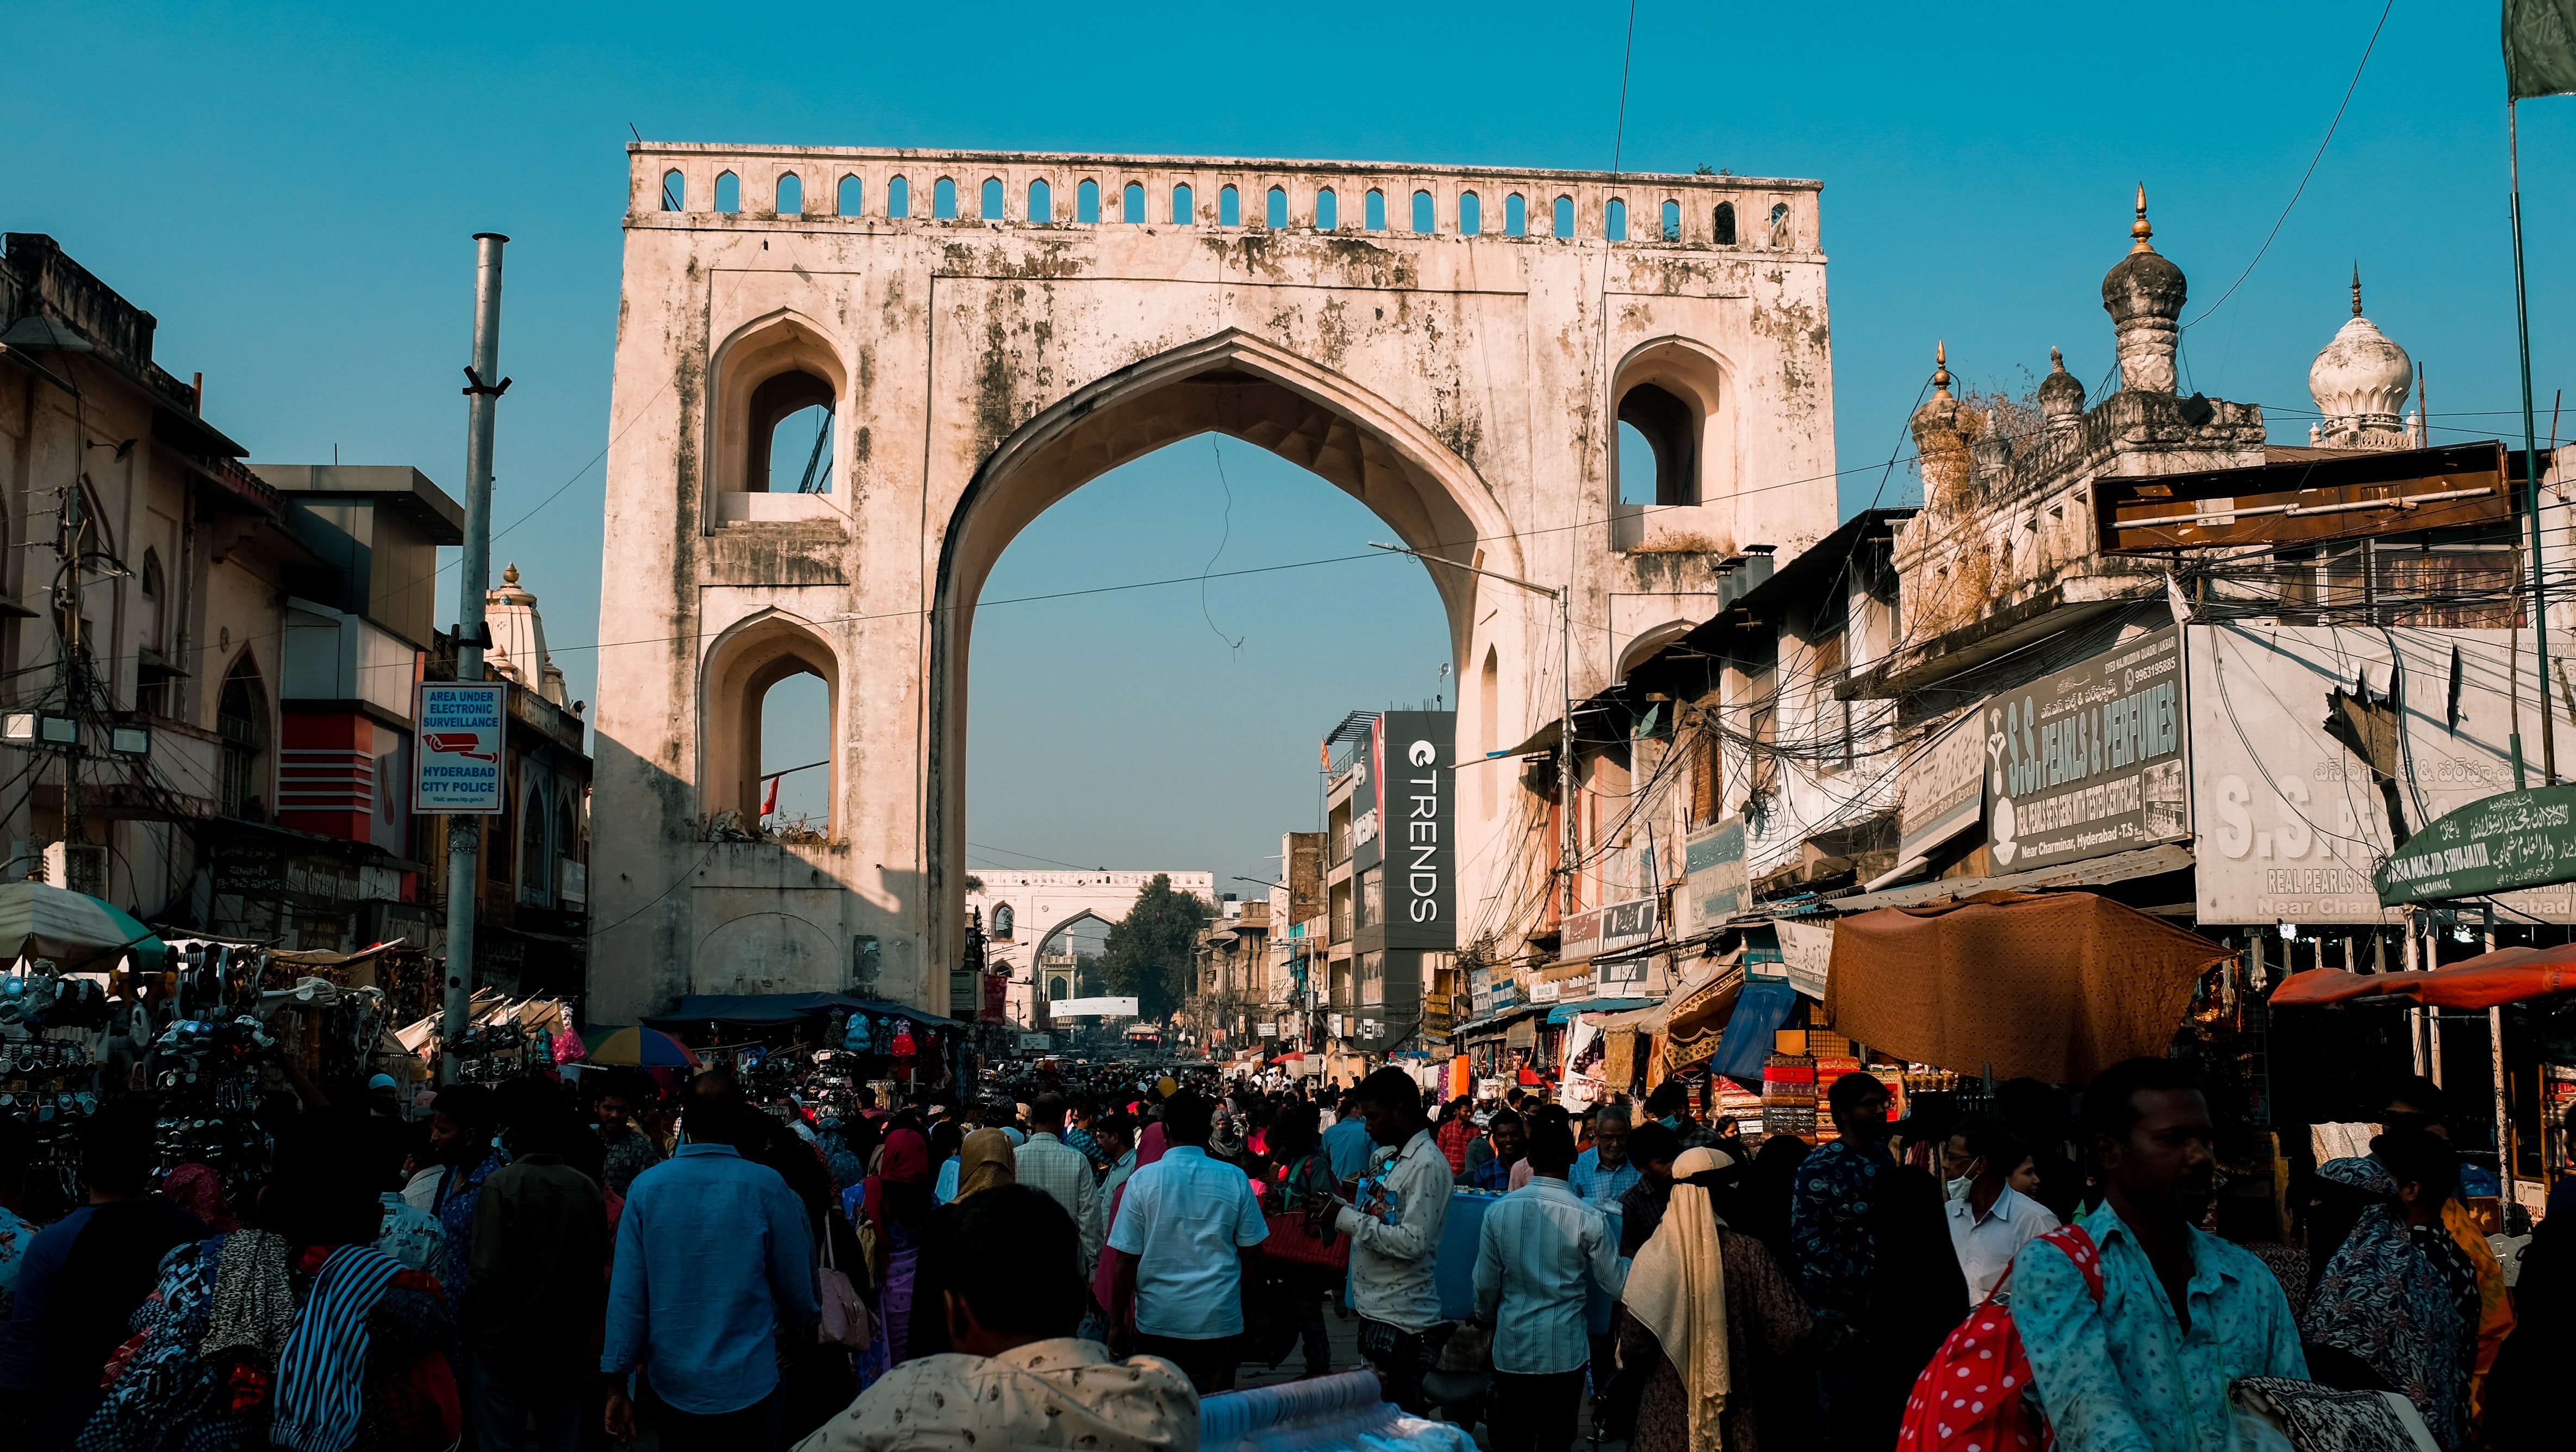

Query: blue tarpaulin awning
left=642, top=992, right=950, bottom=1031
left=1709, top=978, right=1800, bottom=1080
left=1546, top=996, right=1656, bottom=1025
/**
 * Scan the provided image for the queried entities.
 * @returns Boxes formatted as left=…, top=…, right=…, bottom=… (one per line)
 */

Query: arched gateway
left=589, top=145, right=1838, bottom=1024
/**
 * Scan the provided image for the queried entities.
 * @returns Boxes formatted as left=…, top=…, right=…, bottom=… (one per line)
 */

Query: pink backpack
left=1896, top=1225, right=2103, bottom=1452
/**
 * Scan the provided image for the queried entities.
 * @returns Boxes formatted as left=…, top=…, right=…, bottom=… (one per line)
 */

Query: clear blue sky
left=10, top=2, right=2571, bottom=895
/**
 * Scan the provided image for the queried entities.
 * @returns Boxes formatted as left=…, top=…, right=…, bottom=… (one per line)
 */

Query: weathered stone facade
left=589, top=145, right=1840, bottom=1023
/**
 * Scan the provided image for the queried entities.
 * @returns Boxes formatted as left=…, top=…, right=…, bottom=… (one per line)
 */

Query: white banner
left=2188, top=624, right=2576, bottom=924
left=1049, top=995, right=1139, bottom=1017
left=1899, top=709, right=1987, bottom=863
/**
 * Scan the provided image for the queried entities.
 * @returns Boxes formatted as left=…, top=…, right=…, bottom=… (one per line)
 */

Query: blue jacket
left=601, top=1143, right=819, bottom=1414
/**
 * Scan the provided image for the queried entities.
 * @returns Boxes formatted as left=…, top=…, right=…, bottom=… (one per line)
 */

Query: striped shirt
left=1472, top=1176, right=1627, bottom=1374
left=1015, top=1132, right=1104, bottom=1275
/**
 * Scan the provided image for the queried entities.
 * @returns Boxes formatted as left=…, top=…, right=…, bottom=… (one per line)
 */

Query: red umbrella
left=1268, top=1051, right=1305, bottom=1064
left=2272, top=944, right=2576, bottom=1009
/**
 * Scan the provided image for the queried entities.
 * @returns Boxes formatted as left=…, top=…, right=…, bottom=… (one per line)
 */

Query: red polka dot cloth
left=1897, top=1225, right=2103, bottom=1452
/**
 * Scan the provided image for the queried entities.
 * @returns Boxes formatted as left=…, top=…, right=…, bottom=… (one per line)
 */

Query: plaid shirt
left=1568, top=1147, right=1641, bottom=1207
left=1063, top=1124, right=1110, bottom=1177
left=1015, top=1132, right=1103, bottom=1274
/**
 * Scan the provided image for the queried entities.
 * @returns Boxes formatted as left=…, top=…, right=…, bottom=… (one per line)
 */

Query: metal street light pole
left=444, top=233, right=508, bottom=1085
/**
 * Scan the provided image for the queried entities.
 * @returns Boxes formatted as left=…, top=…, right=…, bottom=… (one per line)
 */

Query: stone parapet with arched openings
left=590, top=141, right=1839, bottom=1024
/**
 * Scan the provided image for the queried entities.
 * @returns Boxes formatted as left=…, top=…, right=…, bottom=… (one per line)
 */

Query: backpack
left=1896, top=1224, right=2102, bottom=1452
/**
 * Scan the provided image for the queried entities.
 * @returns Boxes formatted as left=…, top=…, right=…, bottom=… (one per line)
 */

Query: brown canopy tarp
left=1822, top=890, right=2231, bottom=1082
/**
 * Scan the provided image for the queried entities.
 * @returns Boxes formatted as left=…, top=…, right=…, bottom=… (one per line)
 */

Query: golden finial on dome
left=503, top=562, right=520, bottom=585
left=2350, top=262, right=2363, bottom=317
left=1933, top=339, right=1952, bottom=392
left=2130, top=183, right=2156, bottom=254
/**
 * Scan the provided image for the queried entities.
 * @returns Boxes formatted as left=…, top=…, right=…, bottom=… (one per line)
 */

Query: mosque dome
left=2100, top=186, right=2187, bottom=333
left=1910, top=341, right=1971, bottom=440
left=2307, top=269, right=2412, bottom=447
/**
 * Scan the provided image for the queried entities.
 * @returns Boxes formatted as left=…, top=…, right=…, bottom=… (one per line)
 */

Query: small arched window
left=1459, top=191, right=1482, bottom=235
left=1713, top=201, right=1736, bottom=245
left=1123, top=181, right=1145, bottom=222
left=838, top=175, right=863, bottom=216
left=714, top=171, right=741, bottom=214
left=520, top=782, right=551, bottom=906
left=1172, top=183, right=1194, bottom=224
left=1769, top=202, right=1791, bottom=247
left=1028, top=178, right=1052, bottom=222
left=982, top=177, right=1005, bottom=220
left=1553, top=195, right=1575, bottom=238
left=1316, top=188, right=1339, bottom=229
left=217, top=655, right=269, bottom=821
left=1366, top=189, right=1387, bottom=231
left=776, top=173, right=802, bottom=216
left=1411, top=190, right=1434, bottom=233
left=888, top=176, right=910, bottom=218
left=1078, top=179, right=1100, bottom=223
left=993, top=902, right=1015, bottom=939
left=1219, top=185, right=1241, bottom=226
left=553, top=789, right=580, bottom=901
left=1504, top=193, right=1527, bottom=237
left=1266, top=186, right=1288, bottom=228
left=1606, top=198, right=1627, bottom=240
left=661, top=170, right=686, bottom=211
left=933, top=177, right=959, bottom=219
left=1660, top=198, right=1681, bottom=241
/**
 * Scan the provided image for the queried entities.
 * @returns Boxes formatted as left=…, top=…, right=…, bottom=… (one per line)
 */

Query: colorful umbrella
left=0, top=881, right=167, bottom=973
left=584, top=1025, right=701, bottom=1068
left=2272, top=945, right=2576, bottom=1010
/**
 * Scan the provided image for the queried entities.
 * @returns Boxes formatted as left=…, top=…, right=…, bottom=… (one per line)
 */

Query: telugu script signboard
left=1986, top=626, right=2187, bottom=873
left=413, top=682, right=507, bottom=814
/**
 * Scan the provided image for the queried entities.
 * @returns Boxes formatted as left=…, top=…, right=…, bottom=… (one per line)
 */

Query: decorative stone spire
left=2038, top=346, right=2087, bottom=437
left=485, top=560, right=569, bottom=706
left=1909, top=340, right=1980, bottom=501
left=2307, top=265, right=2413, bottom=451
left=2100, top=185, right=2187, bottom=395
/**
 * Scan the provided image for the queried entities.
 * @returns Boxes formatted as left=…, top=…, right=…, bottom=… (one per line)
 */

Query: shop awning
left=1708, top=978, right=1801, bottom=1080
left=2273, top=948, right=2576, bottom=1009
left=1547, top=996, right=1656, bottom=1024
left=0, top=882, right=167, bottom=974
left=1823, top=890, right=2232, bottom=1082
left=1827, top=841, right=2195, bottom=913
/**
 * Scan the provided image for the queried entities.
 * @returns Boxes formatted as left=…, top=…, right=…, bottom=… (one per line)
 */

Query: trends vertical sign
left=414, top=681, right=507, bottom=814
left=1368, top=711, right=1455, bottom=948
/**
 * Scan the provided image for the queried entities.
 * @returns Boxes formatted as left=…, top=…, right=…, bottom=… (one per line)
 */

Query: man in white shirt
left=1942, top=1115, right=2059, bottom=1305
left=1333, top=1067, right=1455, bottom=1413
left=1106, top=1090, right=1268, bottom=1392
left=1472, top=1121, right=1626, bottom=1452
left=1015, top=1093, right=1103, bottom=1277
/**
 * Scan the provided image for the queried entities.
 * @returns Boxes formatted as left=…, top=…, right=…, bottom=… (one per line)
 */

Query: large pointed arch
left=924, top=329, right=1534, bottom=1005
left=700, top=607, right=842, bottom=830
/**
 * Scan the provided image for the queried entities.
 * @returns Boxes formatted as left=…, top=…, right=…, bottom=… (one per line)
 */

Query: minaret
left=2100, top=185, right=2187, bottom=395
left=2306, top=266, right=2414, bottom=451
left=484, top=562, right=570, bottom=707
left=1910, top=341, right=1981, bottom=502
left=2038, top=346, right=2087, bottom=439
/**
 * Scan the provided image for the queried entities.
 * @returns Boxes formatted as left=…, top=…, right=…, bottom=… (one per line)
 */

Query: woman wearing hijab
left=904, top=1130, right=1018, bottom=1361
left=862, top=1128, right=933, bottom=1366
left=1619, top=1146, right=1817, bottom=1452
left=2303, top=1130, right=2478, bottom=1450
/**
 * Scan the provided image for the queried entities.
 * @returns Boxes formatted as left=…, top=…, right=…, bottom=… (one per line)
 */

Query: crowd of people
left=0, top=1044, right=2565, bottom=1452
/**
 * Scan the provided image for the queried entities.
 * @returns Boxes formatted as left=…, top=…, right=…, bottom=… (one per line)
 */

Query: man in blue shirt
left=1322, top=1088, right=1377, bottom=1181
left=1107, top=1089, right=1268, bottom=1392
left=1464, top=1110, right=1526, bottom=1192
left=1473, top=1121, right=1626, bottom=1452
left=1569, top=1103, right=1640, bottom=1205
left=2014, top=1057, right=2304, bottom=1452
left=602, top=1093, right=819, bottom=1452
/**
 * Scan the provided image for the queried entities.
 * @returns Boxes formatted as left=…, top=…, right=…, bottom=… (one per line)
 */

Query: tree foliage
left=1099, top=874, right=1212, bottom=1022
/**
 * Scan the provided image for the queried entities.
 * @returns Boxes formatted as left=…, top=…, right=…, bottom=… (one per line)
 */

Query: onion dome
left=1910, top=341, right=1981, bottom=497
left=2307, top=266, right=2412, bottom=447
left=2100, top=186, right=2186, bottom=394
left=1910, top=341, right=1969, bottom=439
left=2038, top=346, right=2086, bottom=432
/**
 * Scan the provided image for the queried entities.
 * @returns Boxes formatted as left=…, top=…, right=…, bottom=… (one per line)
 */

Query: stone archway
left=589, top=144, right=1839, bottom=1024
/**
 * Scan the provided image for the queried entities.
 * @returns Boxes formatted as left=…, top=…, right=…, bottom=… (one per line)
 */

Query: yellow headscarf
left=955, top=1128, right=1018, bottom=1201
left=1623, top=1145, right=1736, bottom=1452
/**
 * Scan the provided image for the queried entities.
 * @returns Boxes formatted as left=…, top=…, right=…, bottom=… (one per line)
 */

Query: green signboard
left=2374, top=784, right=2576, bottom=906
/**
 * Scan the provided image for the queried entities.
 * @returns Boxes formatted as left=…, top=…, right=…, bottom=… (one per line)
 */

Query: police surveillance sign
left=414, top=682, right=507, bottom=814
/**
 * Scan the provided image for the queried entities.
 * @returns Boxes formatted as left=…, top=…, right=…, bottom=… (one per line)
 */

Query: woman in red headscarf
left=1090, top=1120, right=1168, bottom=1338
left=861, top=1126, right=932, bottom=1364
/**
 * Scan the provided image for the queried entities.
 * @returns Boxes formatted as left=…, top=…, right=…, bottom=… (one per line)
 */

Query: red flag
left=761, top=776, right=779, bottom=817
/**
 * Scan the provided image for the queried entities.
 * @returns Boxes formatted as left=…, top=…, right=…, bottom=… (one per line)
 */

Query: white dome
left=2309, top=313, right=2412, bottom=422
